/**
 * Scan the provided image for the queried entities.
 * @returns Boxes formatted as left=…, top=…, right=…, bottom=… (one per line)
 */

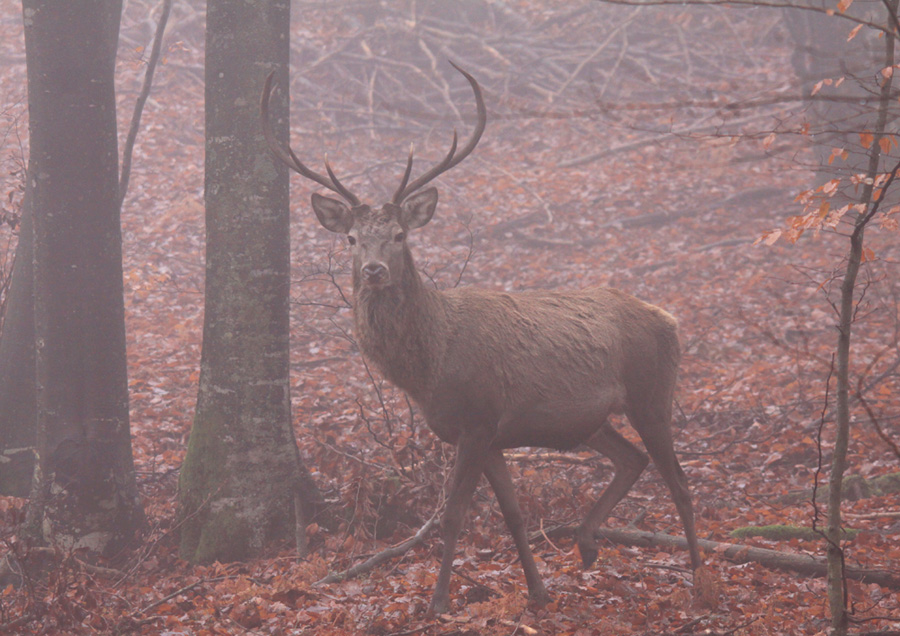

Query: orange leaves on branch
left=820, top=178, right=840, bottom=197
left=860, top=131, right=874, bottom=149
left=756, top=178, right=881, bottom=245
left=878, top=205, right=900, bottom=231
left=856, top=130, right=897, bottom=154
left=760, top=163, right=900, bottom=245
left=828, top=147, right=849, bottom=165
left=811, top=76, right=845, bottom=96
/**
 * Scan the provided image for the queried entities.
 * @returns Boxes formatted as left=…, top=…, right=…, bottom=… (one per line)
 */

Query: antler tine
left=444, top=61, right=487, bottom=171
left=260, top=71, right=361, bottom=206
left=324, top=155, right=362, bottom=207
left=396, top=130, right=457, bottom=204
left=391, top=144, right=415, bottom=204
left=394, top=62, right=486, bottom=203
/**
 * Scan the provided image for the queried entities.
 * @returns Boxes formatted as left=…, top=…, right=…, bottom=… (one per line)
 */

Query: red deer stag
left=261, top=63, right=701, bottom=615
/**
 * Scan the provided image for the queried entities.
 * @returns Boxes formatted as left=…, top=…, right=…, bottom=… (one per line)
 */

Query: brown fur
left=312, top=195, right=700, bottom=614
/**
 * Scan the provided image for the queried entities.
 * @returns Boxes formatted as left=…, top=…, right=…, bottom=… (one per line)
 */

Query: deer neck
left=352, top=249, right=447, bottom=399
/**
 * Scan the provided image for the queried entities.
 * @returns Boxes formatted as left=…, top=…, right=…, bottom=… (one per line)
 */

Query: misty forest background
left=1, top=0, right=900, bottom=635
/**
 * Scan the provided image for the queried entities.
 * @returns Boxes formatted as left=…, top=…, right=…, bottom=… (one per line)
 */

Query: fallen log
left=594, top=528, right=900, bottom=590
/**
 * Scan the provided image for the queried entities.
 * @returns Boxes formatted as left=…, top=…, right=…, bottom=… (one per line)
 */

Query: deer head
left=260, top=62, right=485, bottom=291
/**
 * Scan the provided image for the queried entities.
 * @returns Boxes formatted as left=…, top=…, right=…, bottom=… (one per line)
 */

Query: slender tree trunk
left=20, top=0, right=143, bottom=553
left=178, top=0, right=319, bottom=563
left=826, top=4, right=897, bottom=634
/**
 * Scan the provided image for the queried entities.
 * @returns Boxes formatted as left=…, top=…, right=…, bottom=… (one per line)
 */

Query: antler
left=260, top=71, right=361, bottom=207
left=391, top=61, right=486, bottom=204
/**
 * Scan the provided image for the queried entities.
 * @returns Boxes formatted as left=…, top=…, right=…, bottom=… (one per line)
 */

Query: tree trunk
left=825, top=4, right=897, bottom=634
left=20, top=0, right=143, bottom=554
left=0, top=197, right=35, bottom=497
left=178, top=0, right=319, bottom=563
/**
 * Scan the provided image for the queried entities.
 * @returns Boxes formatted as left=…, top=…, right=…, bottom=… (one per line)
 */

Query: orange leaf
left=847, top=24, right=863, bottom=41
left=837, top=0, right=853, bottom=12
left=754, top=229, right=782, bottom=246
left=860, top=131, right=874, bottom=149
left=862, top=247, right=875, bottom=262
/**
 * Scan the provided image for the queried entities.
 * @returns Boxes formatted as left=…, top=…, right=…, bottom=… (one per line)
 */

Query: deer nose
left=362, top=262, right=389, bottom=283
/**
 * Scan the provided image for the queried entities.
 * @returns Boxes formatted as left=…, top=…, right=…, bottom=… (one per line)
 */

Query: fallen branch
left=778, top=472, right=900, bottom=505
left=314, top=511, right=439, bottom=586
left=594, top=528, right=900, bottom=590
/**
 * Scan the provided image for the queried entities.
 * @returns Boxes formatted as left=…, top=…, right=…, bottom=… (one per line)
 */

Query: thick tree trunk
left=20, top=0, right=143, bottom=553
left=0, top=199, right=35, bottom=497
left=178, top=0, right=319, bottom=563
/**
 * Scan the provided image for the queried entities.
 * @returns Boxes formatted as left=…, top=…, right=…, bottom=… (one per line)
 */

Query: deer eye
left=393, top=231, right=405, bottom=243
left=347, top=235, right=357, bottom=246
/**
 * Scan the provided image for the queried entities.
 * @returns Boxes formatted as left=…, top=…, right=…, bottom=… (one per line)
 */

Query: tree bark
left=178, top=0, right=319, bottom=563
left=0, top=196, right=35, bottom=497
left=20, top=0, right=142, bottom=553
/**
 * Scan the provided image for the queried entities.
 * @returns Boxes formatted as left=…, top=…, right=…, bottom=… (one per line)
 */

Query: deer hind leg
left=576, top=422, right=649, bottom=568
left=627, top=403, right=701, bottom=570
left=430, top=433, right=489, bottom=615
left=483, top=449, right=551, bottom=606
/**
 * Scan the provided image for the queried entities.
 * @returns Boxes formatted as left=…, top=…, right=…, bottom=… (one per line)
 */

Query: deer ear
left=400, top=187, right=438, bottom=229
left=311, top=192, right=353, bottom=234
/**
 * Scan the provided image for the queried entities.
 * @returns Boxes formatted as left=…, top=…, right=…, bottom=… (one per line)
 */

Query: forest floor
left=1, top=1, right=900, bottom=635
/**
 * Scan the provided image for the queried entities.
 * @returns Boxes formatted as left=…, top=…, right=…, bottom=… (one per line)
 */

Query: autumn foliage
left=1, top=1, right=899, bottom=635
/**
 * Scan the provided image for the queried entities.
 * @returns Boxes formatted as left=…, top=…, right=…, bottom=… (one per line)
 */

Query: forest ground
left=1, top=1, right=900, bottom=635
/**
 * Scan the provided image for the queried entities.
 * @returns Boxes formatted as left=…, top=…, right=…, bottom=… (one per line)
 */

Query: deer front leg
left=430, top=433, right=489, bottom=615
left=483, top=450, right=550, bottom=606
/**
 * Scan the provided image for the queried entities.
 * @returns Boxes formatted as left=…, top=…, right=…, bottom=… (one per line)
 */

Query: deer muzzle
left=361, top=262, right=389, bottom=285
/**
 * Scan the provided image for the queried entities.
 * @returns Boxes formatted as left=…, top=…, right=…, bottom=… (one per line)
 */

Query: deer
left=261, top=63, right=701, bottom=615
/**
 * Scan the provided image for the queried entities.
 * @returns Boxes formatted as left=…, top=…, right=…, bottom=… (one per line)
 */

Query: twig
left=119, top=0, right=172, bottom=209
left=132, top=575, right=228, bottom=617
left=538, top=518, right=563, bottom=554
left=552, top=7, right=641, bottom=102
left=314, top=508, right=440, bottom=585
